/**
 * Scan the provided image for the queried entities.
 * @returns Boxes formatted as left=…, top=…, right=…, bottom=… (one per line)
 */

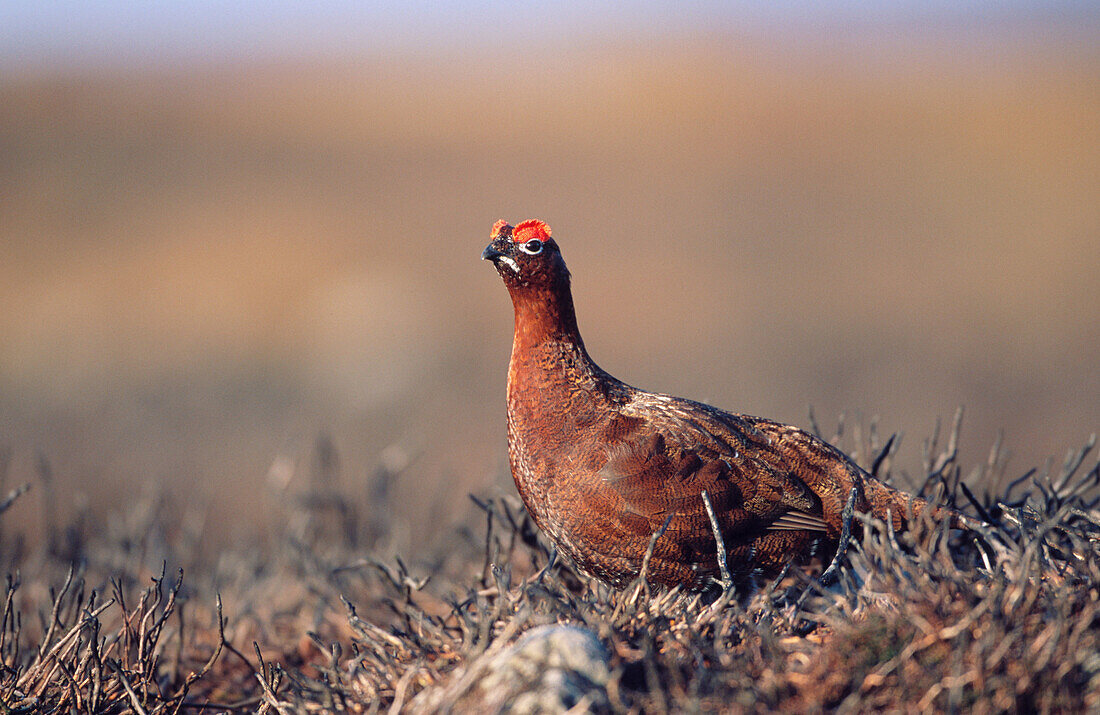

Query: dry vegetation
left=1, top=414, right=1097, bottom=713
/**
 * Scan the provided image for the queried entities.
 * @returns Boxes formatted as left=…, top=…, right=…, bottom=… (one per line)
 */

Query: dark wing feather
left=598, top=393, right=826, bottom=538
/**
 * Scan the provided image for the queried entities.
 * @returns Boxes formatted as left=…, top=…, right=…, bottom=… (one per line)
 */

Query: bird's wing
left=597, top=393, right=828, bottom=536
left=742, top=415, right=872, bottom=523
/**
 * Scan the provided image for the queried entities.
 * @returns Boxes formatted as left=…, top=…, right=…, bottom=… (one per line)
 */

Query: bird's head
left=482, top=219, right=570, bottom=292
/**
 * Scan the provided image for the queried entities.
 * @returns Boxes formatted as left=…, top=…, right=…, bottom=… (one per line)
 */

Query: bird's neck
left=507, top=281, right=595, bottom=384
left=509, top=279, right=584, bottom=349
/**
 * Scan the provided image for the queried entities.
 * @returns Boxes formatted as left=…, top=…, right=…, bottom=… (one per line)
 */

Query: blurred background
left=1, top=2, right=1097, bottom=559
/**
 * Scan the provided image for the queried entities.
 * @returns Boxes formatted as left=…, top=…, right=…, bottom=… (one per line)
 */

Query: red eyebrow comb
left=512, top=219, right=552, bottom=243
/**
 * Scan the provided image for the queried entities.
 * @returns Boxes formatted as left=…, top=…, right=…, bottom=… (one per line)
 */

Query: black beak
left=482, top=244, right=505, bottom=262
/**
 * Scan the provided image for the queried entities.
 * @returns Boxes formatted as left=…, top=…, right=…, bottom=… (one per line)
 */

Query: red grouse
left=483, top=219, right=965, bottom=590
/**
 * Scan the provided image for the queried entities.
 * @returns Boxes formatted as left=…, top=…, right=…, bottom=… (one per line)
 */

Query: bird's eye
left=519, top=239, right=543, bottom=255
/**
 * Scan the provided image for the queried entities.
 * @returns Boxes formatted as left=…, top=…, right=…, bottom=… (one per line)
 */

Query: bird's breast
left=505, top=365, right=620, bottom=526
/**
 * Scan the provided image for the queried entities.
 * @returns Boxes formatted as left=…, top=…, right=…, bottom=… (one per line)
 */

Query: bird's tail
left=859, top=474, right=977, bottom=532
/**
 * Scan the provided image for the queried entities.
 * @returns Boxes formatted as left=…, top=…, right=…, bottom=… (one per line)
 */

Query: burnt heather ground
left=0, top=417, right=1098, bottom=711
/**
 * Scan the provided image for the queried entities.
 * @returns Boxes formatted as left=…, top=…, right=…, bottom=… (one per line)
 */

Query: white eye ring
left=518, top=239, right=543, bottom=255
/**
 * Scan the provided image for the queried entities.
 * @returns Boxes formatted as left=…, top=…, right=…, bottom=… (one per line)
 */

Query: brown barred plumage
left=484, top=219, right=968, bottom=590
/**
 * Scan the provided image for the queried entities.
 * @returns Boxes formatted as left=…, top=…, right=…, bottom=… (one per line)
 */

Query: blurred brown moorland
left=0, top=35, right=1098, bottom=558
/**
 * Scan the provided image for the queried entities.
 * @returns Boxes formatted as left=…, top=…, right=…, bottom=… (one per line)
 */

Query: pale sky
left=1, top=1, right=1096, bottom=70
